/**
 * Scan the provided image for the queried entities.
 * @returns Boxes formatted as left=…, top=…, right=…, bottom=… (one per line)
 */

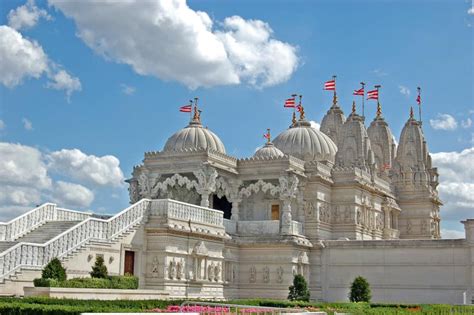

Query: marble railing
left=225, top=220, right=304, bottom=236
left=223, top=219, right=237, bottom=234
left=0, top=199, right=151, bottom=280
left=150, top=199, right=224, bottom=227
left=0, top=203, right=92, bottom=242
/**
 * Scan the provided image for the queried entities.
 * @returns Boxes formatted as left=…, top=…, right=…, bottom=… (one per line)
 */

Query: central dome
left=163, top=108, right=226, bottom=154
left=273, top=119, right=337, bottom=162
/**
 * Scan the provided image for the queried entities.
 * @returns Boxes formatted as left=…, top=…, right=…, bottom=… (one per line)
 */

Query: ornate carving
left=208, top=262, right=215, bottom=281
left=249, top=266, right=257, bottom=283
left=151, top=256, right=159, bottom=277
left=279, top=174, right=299, bottom=200
left=214, top=263, right=221, bottom=282
left=176, top=260, right=183, bottom=280
left=263, top=266, right=270, bottom=283
left=277, top=266, right=284, bottom=283
left=194, top=164, right=218, bottom=195
left=168, top=259, right=176, bottom=280
left=128, top=180, right=139, bottom=203
left=239, top=179, right=280, bottom=198
left=192, top=241, right=208, bottom=256
left=150, top=173, right=198, bottom=198
left=138, top=173, right=151, bottom=198
left=319, top=202, right=331, bottom=223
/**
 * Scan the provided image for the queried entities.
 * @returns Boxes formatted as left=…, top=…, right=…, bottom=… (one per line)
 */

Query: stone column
left=280, top=199, right=293, bottom=234
left=194, top=164, right=218, bottom=209
left=279, top=174, right=299, bottom=235
left=230, top=200, right=240, bottom=221
left=200, top=192, right=210, bottom=208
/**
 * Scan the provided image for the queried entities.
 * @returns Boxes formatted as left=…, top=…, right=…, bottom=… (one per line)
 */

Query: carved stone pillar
left=230, top=200, right=241, bottom=221
left=279, top=174, right=299, bottom=235
left=194, top=164, right=218, bottom=209
left=228, top=179, right=242, bottom=221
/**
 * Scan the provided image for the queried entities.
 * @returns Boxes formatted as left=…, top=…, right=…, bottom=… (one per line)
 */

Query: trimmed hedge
left=33, top=275, right=138, bottom=289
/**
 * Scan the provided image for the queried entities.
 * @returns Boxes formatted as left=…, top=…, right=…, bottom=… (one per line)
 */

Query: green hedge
left=33, top=275, right=138, bottom=289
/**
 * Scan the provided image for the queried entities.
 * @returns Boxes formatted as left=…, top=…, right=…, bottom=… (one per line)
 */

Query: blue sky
left=0, top=0, right=473, bottom=236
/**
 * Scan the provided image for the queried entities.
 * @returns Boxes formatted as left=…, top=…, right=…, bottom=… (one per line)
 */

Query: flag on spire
left=367, top=89, right=379, bottom=100
left=324, top=80, right=336, bottom=90
left=179, top=105, right=192, bottom=112
left=416, top=94, right=421, bottom=105
left=296, top=105, right=302, bottom=112
left=353, top=88, right=364, bottom=96
left=284, top=96, right=296, bottom=108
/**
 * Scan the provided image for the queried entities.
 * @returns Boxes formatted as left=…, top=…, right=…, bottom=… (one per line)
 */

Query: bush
left=90, top=255, right=108, bottom=278
left=349, top=276, right=371, bottom=303
left=33, top=275, right=139, bottom=289
left=288, top=274, right=310, bottom=301
left=41, top=258, right=67, bottom=281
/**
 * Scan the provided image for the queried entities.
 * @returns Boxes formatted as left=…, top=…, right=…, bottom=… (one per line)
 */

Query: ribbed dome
left=163, top=121, right=226, bottom=154
left=254, top=142, right=284, bottom=159
left=273, top=120, right=338, bottom=162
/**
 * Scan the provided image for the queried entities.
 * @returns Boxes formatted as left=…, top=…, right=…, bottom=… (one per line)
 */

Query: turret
left=367, top=102, right=396, bottom=178
left=335, top=102, right=376, bottom=172
left=320, top=94, right=346, bottom=145
left=392, top=107, right=441, bottom=239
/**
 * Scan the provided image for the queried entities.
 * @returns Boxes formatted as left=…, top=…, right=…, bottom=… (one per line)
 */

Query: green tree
left=349, top=276, right=371, bottom=303
left=288, top=274, right=310, bottom=301
left=41, top=258, right=67, bottom=281
left=90, top=255, right=108, bottom=278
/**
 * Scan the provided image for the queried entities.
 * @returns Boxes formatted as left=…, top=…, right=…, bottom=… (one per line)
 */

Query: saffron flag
left=263, top=133, right=270, bottom=139
left=416, top=94, right=421, bottom=105
left=324, top=80, right=336, bottom=90
left=367, top=89, right=379, bottom=100
left=179, top=105, right=192, bottom=112
left=353, top=88, right=364, bottom=96
left=284, top=97, right=296, bottom=108
left=296, top=105, right=302, bottom=112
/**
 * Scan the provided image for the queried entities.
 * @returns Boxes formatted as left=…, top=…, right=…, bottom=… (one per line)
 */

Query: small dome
left=254, top=142, right=284, bottom=159
left=163, top=109, right=226, bottom=153
left=273, top=120, right=338, bottom=162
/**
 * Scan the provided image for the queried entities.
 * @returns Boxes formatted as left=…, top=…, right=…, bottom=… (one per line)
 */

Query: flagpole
left=333, top=75, right=337, bottom=102
left=291, top=94, right=297, bottom=115
left=417, top=86, right=422, bottom=125
left=375, top=85, right=382, bottom=117
left=360, top=82, right=365, bottom=118
left=189, top=99, right=193, bottom=121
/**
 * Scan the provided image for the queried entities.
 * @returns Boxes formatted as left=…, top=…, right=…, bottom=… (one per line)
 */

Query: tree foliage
left=41, top=258, right=67, bottom=281
left=90, top=255, right=108, bottom=278
left=288, top=274, right=310, bottom=301
left=349, top=276, right=371, bottom=303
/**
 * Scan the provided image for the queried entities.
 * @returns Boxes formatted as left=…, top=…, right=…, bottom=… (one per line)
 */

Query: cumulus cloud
left=52, top=181, right=94, bottom=208
left=429, top=113, right=458, bottom=130
left=398, top=85, right=410, bottom=96
left=7, top=0, right=51, bottom=31
left=121, top=84, right=136, bottom=95
left=0, top=25, right=81, bottom=99
left=432, top=147, right=474, bottom=231
left=441, top=228, right=465, bottom=239
left=310, top=120, right=320, bottom=130
left=461, top=117, right=472, bottom=128
left=0, top=142, right=125, bottom=220
left=48, top=0, right=298, bottom=89
left=469, top=6, right=474, bottom=15
left=22, top=117, right=33, bottom=130
left=48, top=148, right=124, bottom=187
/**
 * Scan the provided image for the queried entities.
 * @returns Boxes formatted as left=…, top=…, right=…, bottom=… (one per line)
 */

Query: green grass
left=0, top=297, right=472, bottom=315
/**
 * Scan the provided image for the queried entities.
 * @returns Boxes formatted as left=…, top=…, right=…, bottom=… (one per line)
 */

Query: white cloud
left=468, top=6, right=474, bottom=15
left=432, top=147, right=474, bottom=229
left=372, top=69, right=388, bottom=77
left=48, top=0, right=298, bottom=89
left=429, top=113, right=458, bottom=131
left=48, top=148, right=125, bottom=187
left=461, top=117, right=472, bottom=128
left=0, top=142, right=124, bottom=220
left=0, top=25, right=48, bottom=88
left=441, top=228, right=465, bottom=239
left=0, top=120, right=5, bottom=130
left=7, top=0, right=51, bottom=31
left=0, top=25, right=81, bottom=99
left=46, top=69, right=82, bottom=101
left=398, top=85, right=410, bottom=96
left=310, top=120, right=320, bottom=130
left=121, top=84, right=136, bottom=95
left=52, top=181, right=94, bottom=208
left=22, top=117, right=33, bottom=130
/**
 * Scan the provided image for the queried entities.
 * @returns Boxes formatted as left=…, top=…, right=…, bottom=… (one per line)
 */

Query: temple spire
left=298, top=95, right=305, bottom=120
left=265, top=128, right=271, bottom=144
left=410, top=106, right=414, bottom=119
left=291, top=112, right=297, bottom=126
left=192, top=97, right=201, bottom=123
left=352, top=100, right=356, bottom=114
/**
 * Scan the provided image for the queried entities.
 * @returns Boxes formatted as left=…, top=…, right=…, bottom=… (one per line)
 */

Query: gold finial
left=332, top=93, right=338, bottom=107
left=410, top=106, right=414, bottom=119
left=266, top=128, right=271, bottom=144
left=298, top=95, right=305, bottom=120
left=193, top=97, right=201, bottom=122
left=376, top=101, right=382, bottom=117
left=292, top=111, right=297, bottom=125
left=352, top=101, right=356, bottom=114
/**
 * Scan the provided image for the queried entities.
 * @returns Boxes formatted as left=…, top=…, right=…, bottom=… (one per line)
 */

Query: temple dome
left=163, top=110, right=226, bottom=153
left=254, top=142, right=284, bottom=159
left=273, top=119, right=337, bottom=162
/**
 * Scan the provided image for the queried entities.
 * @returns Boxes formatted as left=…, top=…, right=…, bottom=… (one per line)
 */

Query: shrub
left=33, top=275, right=139, bottom=289
left=349, top=276, right=371, bottom=303
left=288, top=274, right=310, bottom=301
left=41, top=258, right=67, bottom=281
left=90, top=255, right=108, bottom=278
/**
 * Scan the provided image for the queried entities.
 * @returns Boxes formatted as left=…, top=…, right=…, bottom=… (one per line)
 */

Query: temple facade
left=0, top=96, right=472, bottom=304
